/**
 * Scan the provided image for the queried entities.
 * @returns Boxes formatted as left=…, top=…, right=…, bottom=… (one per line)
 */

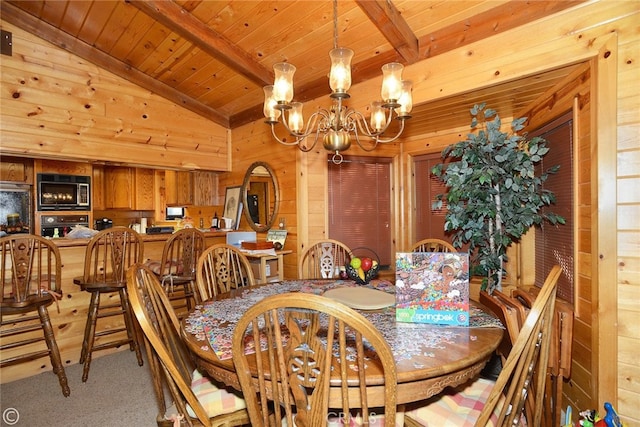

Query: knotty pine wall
left=230, top=2, right=639, bottom=424
left=0, top=20, right=230, bottom=172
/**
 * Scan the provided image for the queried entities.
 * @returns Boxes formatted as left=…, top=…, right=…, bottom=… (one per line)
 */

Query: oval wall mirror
left=242, top=161, right=280, bottom=233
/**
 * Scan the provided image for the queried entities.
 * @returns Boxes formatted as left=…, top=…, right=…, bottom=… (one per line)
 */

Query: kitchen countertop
left=48, top=229, right=230, bottom=247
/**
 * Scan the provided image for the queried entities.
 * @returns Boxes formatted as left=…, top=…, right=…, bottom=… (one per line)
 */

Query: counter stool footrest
left=1, top=331, right=45, bottom=344
left=92, top=338, right=135, bottom=353
left=1, top=349, right=51, bottom=367
left=96, top=308, right=127, bottom=318
left=1, top=313, right=41, bottom=326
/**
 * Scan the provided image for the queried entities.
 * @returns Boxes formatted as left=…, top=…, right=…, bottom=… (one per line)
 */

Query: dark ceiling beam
left=129, top=0, right=273, bottom=87
left=355, top=0, right=419, bottom=63
left=0, top=1, right=230, bottom=128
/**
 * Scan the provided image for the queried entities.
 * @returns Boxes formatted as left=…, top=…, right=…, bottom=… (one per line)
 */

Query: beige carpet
left=0, top=349, right=158, bottom=426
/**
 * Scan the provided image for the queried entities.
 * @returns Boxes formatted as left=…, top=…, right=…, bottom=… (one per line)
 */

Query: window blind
left=532, top=112, right=574, bottom=302
left=328, top=156, right=392, bottom=267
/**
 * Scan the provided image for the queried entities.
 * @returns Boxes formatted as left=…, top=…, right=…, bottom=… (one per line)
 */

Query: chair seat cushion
left=186, top=369, right=246, bottom=418
left=405, top=377, right=500, bottom=427
left=144, top=259, right=184, bottom=275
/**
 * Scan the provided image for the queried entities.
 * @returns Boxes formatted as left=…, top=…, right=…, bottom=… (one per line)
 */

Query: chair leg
left=184, top=281, right=194, bottom=311
left=38, top=305, right=70, bottom=397
left=119, top=288, right=144, bottom=367
left=81, top=291, right=100, bottom=382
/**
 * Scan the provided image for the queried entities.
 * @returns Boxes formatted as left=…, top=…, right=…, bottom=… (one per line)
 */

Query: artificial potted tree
left=432, top=103, right=565, bottom=293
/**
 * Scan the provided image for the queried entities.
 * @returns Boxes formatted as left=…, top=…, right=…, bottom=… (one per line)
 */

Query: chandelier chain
left=333, top=0, right=338, bottom=50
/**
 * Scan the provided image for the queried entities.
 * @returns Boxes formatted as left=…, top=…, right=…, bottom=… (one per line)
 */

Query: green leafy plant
left=432, top=103, right=565, bottom=293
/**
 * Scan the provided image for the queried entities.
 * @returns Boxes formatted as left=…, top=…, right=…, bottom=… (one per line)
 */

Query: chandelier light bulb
left=381, top=62, right=404, bottom=105
left=263, top=86, right=281, bottom=122
left=273, top=62, right=296, bottom=103
left=288, top=102, right=304, bottom=133
left=395, top=80, right=413, bottom=118
left=370, top=101, right=386, bottom=131
left=329, top=47, right=354, bottom=96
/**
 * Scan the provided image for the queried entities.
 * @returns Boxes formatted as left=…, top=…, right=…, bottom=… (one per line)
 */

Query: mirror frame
left=241, top=161, right=280, bottom=233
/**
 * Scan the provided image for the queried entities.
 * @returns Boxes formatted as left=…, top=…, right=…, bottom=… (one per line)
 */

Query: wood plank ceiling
left=1, top=0, right=584, bottom=135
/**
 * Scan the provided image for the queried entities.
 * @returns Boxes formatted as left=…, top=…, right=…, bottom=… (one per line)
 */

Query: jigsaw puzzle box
left=395, top=252, right=470, bottom=326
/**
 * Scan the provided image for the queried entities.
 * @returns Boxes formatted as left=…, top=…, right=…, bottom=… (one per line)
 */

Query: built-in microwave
left=37, top=173, right=91, bottom=211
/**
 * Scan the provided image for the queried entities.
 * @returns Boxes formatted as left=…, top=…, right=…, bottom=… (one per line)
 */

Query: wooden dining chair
left=480, top=288, right=538, bottom=424
left=146, top=228, right=206, bottom=315
left=493, top=289, right=529, bottom=328
left=479, top=290, right=520, bottom=362
left=126, top=263, right=250, bottom=427
left=0, top=234, right=70, bottom=397
left=195, top=243, right=256, bottom=301
left=410, top=238, right=456, bottom=253
left=509, top=285, right=574, bottom=427
left=404, top=265, right=562, bottom=427
left=232, top=292, right=400, bottom=427
left=74, top=226, right=145, bottom=382
left=298, top=239, right=352, bottom=279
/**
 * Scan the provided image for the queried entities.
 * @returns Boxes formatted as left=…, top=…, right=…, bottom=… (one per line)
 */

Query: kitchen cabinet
left=193, top=171, right=218, bottom=206
left=0, top=157, right=33, bottom=184
left=165, top=171, right=218, bottom=206
left=103, top=167, right=155, bottom=210
left=92, top=166, right=106, bottom=210
left=165, top=171, right=193, bottom=206
left=134, top=169, right=155, bottom=210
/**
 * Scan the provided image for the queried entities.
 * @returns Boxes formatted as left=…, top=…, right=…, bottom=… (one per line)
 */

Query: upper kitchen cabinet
left=193, top=171, right=218, bottom=206
left=92, top=166, right=105, bottom=210
left=0, top=157, right=33, bottom=184
left=98, top=166, right=155, bottom=210
left=165, top=170, right=218, bottom=206
left=165, top=171, right=193, bottom=206
left=134, top=169, right=155, bottom=210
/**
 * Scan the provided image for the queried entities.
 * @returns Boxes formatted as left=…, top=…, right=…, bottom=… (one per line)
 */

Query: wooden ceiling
left=1, top=1, right=583, bottom=134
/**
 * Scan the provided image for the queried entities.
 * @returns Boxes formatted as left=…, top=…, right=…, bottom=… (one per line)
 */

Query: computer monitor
left=165, top=206, right=185, bottom=220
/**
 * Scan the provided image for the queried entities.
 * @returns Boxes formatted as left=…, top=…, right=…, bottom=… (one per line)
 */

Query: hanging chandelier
left=263, top=0, right=412, bottom=164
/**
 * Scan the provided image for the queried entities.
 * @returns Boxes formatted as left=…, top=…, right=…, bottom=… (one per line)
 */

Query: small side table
left=243, top=250, right=292, bottom=283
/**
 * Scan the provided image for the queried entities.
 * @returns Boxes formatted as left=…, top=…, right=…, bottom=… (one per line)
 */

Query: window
left=328, top=156, right=392, bottom=267
left=414, top=112, right=574, bottom=302
left=531, top=112, right=574, bottom=302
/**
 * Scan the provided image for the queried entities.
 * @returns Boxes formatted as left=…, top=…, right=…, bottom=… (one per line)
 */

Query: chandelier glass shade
left=263, top=1, right=412, bottom=164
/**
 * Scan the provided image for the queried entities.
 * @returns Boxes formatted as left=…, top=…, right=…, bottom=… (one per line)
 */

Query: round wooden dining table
left=181, top=279, right=503, bottom=407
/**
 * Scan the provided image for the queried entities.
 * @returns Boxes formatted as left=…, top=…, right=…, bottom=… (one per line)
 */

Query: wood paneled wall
left=225, top=122, right=299, bottom=279
left=0, top=20, right=229, bottom=171
left=230, top=2, right=639, bottom=424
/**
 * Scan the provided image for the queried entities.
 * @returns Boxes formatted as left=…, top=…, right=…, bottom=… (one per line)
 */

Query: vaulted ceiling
left=1, top=1, right=583, bottom=134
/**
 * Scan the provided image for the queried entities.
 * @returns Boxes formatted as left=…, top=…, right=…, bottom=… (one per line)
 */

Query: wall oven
left=40, top=214, right=90, bottom=238
left=37, top=173, right=91, bottom=211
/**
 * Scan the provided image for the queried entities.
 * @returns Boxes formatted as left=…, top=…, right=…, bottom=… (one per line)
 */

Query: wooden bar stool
left=73, top=227, right=144, bottom=382
left=1, top=234, right=70, bottom=396
left=145, top=228, right=206, bottom=317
